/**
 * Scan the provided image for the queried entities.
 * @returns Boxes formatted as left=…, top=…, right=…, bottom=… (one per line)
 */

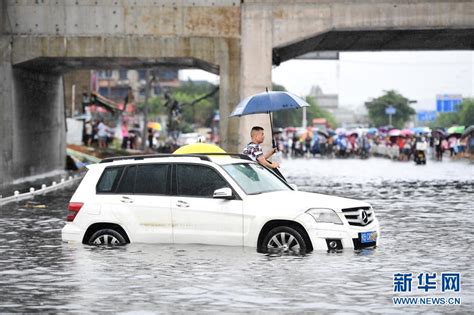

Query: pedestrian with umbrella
left=230, top=89, right=310, bottom=180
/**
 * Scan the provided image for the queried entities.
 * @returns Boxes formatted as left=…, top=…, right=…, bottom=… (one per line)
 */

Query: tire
left=261, top=226, right=307, bottom=254
left=88, top=228, right=127, bottom=246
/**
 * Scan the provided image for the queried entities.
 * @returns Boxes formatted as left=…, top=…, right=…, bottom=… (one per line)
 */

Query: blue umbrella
left=367, top=127, right=378, bottom=135
left=230, top=91, right=310, bottom=117
left=230, top=90, right=310, bottom=148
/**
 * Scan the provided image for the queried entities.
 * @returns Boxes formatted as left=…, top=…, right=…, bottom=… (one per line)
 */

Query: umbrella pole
left=269, top=112, right=276, bottom=148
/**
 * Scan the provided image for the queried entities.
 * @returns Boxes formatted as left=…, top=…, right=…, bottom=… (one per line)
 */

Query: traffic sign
left=385, top=106, right=396, bottom=115
left=436, top=94, right=462, bottom=113
left=417, top=111, right=437, bottom=122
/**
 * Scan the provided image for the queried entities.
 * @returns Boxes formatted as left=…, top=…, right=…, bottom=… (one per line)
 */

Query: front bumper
left=301, top=216, right=380, bottom=251
left=61, top=223, right=84, bottom=243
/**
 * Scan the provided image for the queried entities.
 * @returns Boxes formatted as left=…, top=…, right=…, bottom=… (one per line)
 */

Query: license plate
left=361, top=231, right=377, bottom=243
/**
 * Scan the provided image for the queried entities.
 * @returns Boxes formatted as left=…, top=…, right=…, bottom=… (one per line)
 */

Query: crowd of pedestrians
left=274, top=127, right=473, bottom=162
left=83, top=120, right=142, bottom=150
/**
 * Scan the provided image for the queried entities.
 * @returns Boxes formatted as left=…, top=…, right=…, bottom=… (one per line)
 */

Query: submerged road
left=0, top=158, right=472, bottom=312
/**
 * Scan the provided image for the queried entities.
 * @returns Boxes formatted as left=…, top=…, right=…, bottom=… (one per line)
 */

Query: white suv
left=62, top=153, right=380, bottom=253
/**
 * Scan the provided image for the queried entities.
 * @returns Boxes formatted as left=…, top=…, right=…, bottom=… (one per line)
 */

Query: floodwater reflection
left=0, top=158, right=472, bottom=312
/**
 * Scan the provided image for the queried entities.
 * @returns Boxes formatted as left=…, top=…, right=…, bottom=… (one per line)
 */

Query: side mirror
left=213, top=187, right=234, bottom=199
left=289, top=184, right=298, bottom=191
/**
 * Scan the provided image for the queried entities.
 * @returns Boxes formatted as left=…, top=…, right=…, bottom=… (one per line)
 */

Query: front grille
left=341, top=206, right=374, bottom=226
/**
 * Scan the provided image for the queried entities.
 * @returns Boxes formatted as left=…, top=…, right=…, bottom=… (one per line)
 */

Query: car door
left=99, top=164, right=173, bottom=243
left=171, top=163, right=243, bottom=246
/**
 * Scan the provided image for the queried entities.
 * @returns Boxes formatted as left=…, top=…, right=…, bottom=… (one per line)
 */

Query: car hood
left=244, top=190, right=370, bottom=215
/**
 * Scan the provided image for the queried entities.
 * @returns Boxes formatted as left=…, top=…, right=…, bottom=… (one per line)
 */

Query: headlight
left=306, top=208, right=343, bottom=225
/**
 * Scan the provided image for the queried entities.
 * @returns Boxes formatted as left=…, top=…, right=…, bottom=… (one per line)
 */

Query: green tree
left=146, top=95, right=165, bottom=116
left=305, top=96, right=337, bottom=128
left=459, top=98, right=474, bottom=126
left=431, top=112, right=459, bottom=128
left=430, top=98, right=474, bottom=128
left=170, top=80, right=219, bottom=128
left=143, top=80, right=219, bottom=133
left=365, top=90, right=416, bottom=128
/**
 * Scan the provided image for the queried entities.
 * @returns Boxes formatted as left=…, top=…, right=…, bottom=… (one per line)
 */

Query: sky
left=179, top=51, right=473, bottom=112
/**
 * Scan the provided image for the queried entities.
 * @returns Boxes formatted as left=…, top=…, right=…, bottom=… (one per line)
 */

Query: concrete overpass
left=1, top=0, right=473, bottom=188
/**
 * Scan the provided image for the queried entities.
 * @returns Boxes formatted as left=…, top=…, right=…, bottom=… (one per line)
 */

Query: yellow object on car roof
left=173, top=143, right=226, bottom=155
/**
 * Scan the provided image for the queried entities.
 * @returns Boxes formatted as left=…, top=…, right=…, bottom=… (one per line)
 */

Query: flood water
left=0, top=158, right=473, bottom=313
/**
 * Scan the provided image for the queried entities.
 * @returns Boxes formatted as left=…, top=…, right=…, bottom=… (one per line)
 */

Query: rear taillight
left=67, top=202, right=84, bottom=222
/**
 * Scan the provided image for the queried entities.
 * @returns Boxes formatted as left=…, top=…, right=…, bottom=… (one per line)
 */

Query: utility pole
left=106, top=70, right=112, bottom=99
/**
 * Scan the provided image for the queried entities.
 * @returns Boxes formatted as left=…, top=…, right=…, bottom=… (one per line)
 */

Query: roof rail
left=100, top=154, right=211, bottom=163
left=99, top=152, right=253, bottom=164
left=191, top=152, right=253, bottom=161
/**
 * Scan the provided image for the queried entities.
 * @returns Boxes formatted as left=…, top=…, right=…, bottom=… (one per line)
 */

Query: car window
left=116, top=166, right=137, bottom=194
left=176, top=164, right=229, bottom=198
left=97, top=167, right=124, bottom=193
left=222, top=163, right=290, bottom=195
left=135, top=164, right=169, bottom=195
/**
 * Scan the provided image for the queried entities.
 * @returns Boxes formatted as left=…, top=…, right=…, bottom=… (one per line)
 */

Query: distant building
left=64, top=68, right=180, bottom=117
left=308, top=85, right=369, bottom=127
left=309, top=85, right=338, bottom=110
left=97, top=68, right=180, bottom=104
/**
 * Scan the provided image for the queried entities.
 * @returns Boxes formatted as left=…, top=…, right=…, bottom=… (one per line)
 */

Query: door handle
left=120, top=196, right=134, bottom=203
left=176, top=200, right=189, bottom=208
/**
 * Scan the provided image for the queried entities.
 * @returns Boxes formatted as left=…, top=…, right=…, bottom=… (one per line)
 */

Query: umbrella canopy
left=400, top=129, right=414, bottom=137
left=335, top=127, right=346, bottom=135
left=447, top=125, right=465, bottom=135
left=327, top=129, right=336, bottom=136
left=412, top=126, right=431, bottom=135
left=388, top=129, right=401, bottom=137
left=317, top=130, right=329, bottom=138
left=230, top=91, right=309, bottom=117
left=346, top=129, right=359, bottom=137
left=367, top=127, right=378, bottom=135
left=273, top=127, right=284, bottom=134
left=461, top=125, right=474, bottom=138
left=432, top=128, right=447, bottom=138
left=147, top=122, right=161, bottom=131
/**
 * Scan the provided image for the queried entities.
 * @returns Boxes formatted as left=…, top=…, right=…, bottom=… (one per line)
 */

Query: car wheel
left=88, top=229, right=127, bottom=246
left=262, top=226, right=306, bottom=254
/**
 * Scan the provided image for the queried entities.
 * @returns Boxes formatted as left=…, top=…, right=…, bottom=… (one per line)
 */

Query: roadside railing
left=0, top=175, right=83, bottom=207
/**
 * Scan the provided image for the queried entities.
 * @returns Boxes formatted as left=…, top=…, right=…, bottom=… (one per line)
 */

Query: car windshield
left=222, top=163, right=291, bottom=195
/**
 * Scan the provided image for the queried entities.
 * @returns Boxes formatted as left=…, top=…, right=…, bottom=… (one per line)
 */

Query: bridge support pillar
left=1, top=36, right=14, bottom=192
left=239, top=5, right=273, bottom=152
left=1, top=40, right=66, bottom=191
left=218, top=39, right=241, bottom=153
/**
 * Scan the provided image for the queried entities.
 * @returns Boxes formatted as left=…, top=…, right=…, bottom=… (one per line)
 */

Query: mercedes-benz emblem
left=359, top=209, right=369, bottom=224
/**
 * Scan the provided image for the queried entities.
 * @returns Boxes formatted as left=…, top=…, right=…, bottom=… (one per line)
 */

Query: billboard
left=436, top=94, right=462, bottom=113
left=417, top=111, right=437, bottom=122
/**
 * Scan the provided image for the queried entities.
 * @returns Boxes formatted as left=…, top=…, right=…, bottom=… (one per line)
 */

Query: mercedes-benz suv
left=62, top=153, right=380, bottom=253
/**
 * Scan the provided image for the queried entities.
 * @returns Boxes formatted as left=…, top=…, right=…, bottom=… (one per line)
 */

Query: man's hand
left=257, top=156, right=279, bottom=169
left=264, top=147, right=277, bottom=159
